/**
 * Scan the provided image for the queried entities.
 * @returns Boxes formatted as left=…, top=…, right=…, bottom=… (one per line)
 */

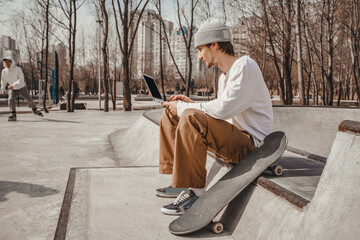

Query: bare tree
left=308, top=0, right=340, bottom=106
left=35, top=0, right=51, bottom=112
left=302, top=3, right=317, bottom=105
left=176, top=0, right=199, bottom=96
left=53, top=0, right=85, bottom=112
left=151, top=0, right=166, bottom=101
left=261, top=0, right=295, bottom=105
left=344, top=0, right=360, bottom=106
left=112, top=0, right=150, bottom=111
left=196, top=0, right=212, bottom=22
left=323, top=0, right=341, bottom=105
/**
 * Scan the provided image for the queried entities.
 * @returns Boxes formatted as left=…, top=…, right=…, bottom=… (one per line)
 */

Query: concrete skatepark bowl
left=1, top=106, right=358, bottom=239
left=54, top=106, right=360, bottom=240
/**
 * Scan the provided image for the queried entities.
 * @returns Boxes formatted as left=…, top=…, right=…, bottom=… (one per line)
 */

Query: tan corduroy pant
left=159, top=107, right=255, bottom=188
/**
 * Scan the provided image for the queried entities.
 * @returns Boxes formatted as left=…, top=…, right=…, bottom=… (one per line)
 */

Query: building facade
left=131, top=10, right=202, bottom=93
left=0, top=35, right=20, bottom=70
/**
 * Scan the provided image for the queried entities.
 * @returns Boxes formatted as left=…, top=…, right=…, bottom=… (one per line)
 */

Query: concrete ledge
left=256, top=177, right=309, bottom=209
left=286, top=146, right=327, bottom=163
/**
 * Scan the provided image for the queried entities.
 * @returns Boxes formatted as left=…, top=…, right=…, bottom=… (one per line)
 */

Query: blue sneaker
left=161, top=189, right=198, bottom=215
left=154, top=185, right=188, bottom=198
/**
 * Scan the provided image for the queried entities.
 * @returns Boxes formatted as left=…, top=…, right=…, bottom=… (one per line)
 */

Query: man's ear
left=212, top=42, right=219, bottom=50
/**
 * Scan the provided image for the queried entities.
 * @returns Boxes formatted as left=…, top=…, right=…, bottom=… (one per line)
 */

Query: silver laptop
left=142, top=73, right=165, bottom=103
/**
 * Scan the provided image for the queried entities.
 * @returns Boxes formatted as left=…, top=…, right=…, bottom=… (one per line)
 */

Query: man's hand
left=168, top=95, right=195, bottom=103
left=162, top=95, right=194, bottom=116
left=8, top=86, right=13, bottom=90
left=162, top=101, right=179, bottom=116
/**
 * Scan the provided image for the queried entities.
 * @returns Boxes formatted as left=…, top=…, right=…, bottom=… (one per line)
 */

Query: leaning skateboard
left=169, top=131, right=287, bottom=235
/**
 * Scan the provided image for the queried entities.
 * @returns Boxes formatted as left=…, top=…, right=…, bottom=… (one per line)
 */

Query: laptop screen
left=142, top=74, right=162, bottom=99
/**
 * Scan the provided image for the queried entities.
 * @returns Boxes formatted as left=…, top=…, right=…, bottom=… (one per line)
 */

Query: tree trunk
left=158, top=1, right=166, bottom=101
left=67, top=2, right=73, bottom=112
left=101, top=0, right=109, bottom=112
left=296, top=0, right=305, bottom=105
left=70, top=0, right=77, bottom=111
left=42, top=0, right=50, bottom=113
left=122, top=1, right=131, bottom=111
left=112, top=45, right=117, bottom=110
left=262, top=0, right=285, bottom=104
left=325, top=0, right=335, bottom=106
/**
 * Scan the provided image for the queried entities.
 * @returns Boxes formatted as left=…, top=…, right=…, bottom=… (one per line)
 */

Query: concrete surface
left=272, top=107, right=360, bottom=157
left=264, top=151, right=324, bottom=201
left=0, top=110, right=144, bottom=240
left=62, top=108, right=346, bottom=239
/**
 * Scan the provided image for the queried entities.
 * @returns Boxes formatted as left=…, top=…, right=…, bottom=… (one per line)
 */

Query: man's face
left=4, top=60, right=12, bottom=68
left=197, top=44, right=216, bottom=68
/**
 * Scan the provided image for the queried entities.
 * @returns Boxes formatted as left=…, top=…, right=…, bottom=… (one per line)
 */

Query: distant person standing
left=1, top=57, right=43, bottom=121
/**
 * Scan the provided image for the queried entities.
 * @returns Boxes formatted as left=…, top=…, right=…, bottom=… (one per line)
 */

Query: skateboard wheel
left=272, top=165, right=283, bottom=176
left=211, top=222, right=224, bottom=234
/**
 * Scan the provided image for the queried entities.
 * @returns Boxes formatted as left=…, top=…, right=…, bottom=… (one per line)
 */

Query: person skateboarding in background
left=155, top=18, right=273, bottom=215
left=1, top=57, right=43, bottom=121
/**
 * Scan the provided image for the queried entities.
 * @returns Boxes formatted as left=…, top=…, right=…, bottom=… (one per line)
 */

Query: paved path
left=0, top=110, right=144, bottom=240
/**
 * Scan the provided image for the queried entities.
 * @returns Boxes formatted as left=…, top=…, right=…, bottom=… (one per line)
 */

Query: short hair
left=205, top=42, right=235, bottom=56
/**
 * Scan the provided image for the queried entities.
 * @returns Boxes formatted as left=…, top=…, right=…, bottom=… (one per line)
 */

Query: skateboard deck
left=169, top=131, right=287, bottom=235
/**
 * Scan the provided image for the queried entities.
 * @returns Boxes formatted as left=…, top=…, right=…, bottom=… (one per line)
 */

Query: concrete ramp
left=109, top=112, right=231, bottom=189
left=110, top=115, right=159, bottom=167
left=297, top=121, right=360, bottom=239
left=57, top=109, right=360, bottom=239
left=226, top=120, right=360, bottom=239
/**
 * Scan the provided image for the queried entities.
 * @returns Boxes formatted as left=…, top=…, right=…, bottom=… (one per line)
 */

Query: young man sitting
left=156, top=18, right=273, bottom=215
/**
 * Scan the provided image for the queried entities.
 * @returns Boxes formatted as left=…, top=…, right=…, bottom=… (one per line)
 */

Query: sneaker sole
left=154, top=188, right=188, bottom=198
left=160, top=207, right=184, bottom=216
left=154, top=191, right=179, bottom=198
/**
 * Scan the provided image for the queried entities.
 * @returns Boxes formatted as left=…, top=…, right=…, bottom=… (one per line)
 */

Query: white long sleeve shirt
left=1, top=57, right=26, bottom=91
left=177, top=55, right=273, bottom=147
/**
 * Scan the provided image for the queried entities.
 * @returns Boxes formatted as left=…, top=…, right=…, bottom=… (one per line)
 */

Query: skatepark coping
left=339, top=120, right=360, bottom=135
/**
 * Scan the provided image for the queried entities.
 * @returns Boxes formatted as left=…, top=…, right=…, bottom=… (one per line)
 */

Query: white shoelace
left=173, top=191, right=191, bottom=206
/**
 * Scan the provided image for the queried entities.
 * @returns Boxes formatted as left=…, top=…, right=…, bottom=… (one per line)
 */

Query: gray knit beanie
left=194, top=18, right=231, bottom=48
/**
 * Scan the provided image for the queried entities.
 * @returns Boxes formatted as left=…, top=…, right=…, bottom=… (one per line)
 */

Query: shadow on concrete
left=277, top=169, right=323, bottom=178
left=0, top=181, right=60, bottom=202
left=221, top=185, right=255, bottom=235
left=265, top=156, right=324, bottom=178
left=178, top=185, right=255, bottom=238
left=276, top=157, right=324, bottom=169
left=19, top=118, right=82, bottom=124
left=206, top=160, right=223, bottom=187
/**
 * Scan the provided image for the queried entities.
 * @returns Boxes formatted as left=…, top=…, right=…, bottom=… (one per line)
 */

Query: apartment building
left=131, top=10, right=201, bottom=86
left=0, top=35, right=20, bottom=71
